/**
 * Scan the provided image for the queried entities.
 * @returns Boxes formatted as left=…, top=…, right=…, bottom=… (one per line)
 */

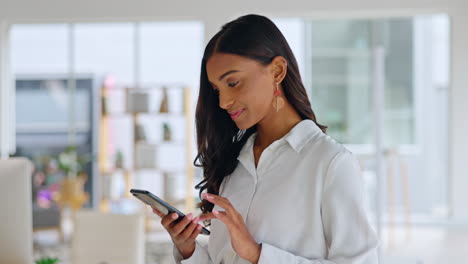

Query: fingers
left=178, top=216, right=202, bottom=240
left=198, top=211, right=227, bottom=222
left=160, top=212, right=202, bottom=242
left=211, top=209, right=232, bottom=226
left=161, top=212, right=180, bottom=229
left=172, top=213, right=197, bottom=236
left=152, top=207, right=164, bottom=218
left=198, top=212, right=215, bottom=222
left=202, top=193, right=236, bottom=215
left=189, top=224, right=203, bottom=239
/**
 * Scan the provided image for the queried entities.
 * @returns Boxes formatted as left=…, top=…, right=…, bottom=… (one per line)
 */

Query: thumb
left=152, top=207, right=164, bottom=217
left=198, top=212, right=216, bottom=221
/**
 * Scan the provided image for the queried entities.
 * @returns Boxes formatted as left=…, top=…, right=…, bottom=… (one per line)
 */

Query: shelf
left=132, top=167, right=187, bottom=173
left=99, top=167, right=130, bottom=174
left=98, top=84, right=196, bottom=222
left=135, top=140, right=186, bottom=146
left=102, top=112, right=186, bottom=118
left=16, top=123, right=90, bottom=133
left=101, top=166, right=186, bottom=173
left=106, top=84, right=189, bottom=90
left=136, top=112, right=186, bottom=118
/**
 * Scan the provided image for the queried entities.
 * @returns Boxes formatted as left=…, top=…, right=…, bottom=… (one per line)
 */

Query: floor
left=33, top=224, right=209, bottom=264
left=380, top=225, right=468, bottom=264
left=33, top=225, right=468, bottom=264
left=34, top=229, right=175, bottom=264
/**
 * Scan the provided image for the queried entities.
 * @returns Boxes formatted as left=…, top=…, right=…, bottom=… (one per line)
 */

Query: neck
left=254, top=101, right=302, bottom=149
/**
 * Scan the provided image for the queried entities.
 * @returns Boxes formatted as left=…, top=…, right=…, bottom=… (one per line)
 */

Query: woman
left=152, top=14, right=380, bottom=264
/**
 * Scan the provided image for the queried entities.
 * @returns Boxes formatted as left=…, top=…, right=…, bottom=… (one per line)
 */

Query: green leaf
left=35, top=257, right=59, bottom=264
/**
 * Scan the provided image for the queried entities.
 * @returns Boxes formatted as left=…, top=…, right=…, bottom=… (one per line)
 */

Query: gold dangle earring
left=273, top=83, right=284, bottom=112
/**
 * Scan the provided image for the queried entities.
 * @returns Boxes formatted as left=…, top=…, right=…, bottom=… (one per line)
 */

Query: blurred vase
left=159, top=87, right=169, bottom=113
left=54, top=173, right=89, bottom=211
left=163, top=123, right=172, bottom=141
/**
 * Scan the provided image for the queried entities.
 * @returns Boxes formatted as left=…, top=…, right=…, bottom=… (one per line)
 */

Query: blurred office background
left=0, top=1, right=467, bottom=264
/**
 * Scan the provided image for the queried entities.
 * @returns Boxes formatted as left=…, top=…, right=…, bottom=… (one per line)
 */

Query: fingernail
left=172, top=213, right=178, bottom=219
left=187, top=213, right=193, bottom=220
left=213, top=209, right=219, bottom=215
left=192, top=217, right=199, bottom=224
left=197, top=225, right=202, bottom=230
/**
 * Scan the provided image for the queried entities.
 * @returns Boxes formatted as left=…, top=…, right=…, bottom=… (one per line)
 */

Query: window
left=305, top=15, right=450, bottom=221
left=10, top=21, right=204, bottom=212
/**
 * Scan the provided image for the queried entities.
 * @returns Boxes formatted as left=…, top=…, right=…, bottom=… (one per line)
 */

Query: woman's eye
left=228, top=81, right=239, bottom=87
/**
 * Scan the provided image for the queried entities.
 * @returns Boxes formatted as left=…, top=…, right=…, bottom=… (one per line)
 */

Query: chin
left=231, top=111, right=259, bottom=130
left=235, top=123, right=251, bottom=130
left=233, top=119, right=256, bottom=130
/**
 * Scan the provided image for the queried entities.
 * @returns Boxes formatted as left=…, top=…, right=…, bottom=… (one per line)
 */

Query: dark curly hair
left=194, top=14, right=327, bottom=215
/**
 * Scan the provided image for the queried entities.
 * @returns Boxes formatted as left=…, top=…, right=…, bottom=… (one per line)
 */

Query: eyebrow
left=208, top=70, right=240, bottom=87
left=218, top=70, right=240, bottom=81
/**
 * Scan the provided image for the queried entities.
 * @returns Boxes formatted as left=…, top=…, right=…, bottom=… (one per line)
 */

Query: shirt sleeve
left=172, top=239, right=214, bottom=264
left=258, top=151, right=380, bottom=264
left=173, top=176, right=227, bottom=264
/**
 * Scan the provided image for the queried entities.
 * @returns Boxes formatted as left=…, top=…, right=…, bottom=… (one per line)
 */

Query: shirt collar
left=284, top=119, right=323, bottom=153
left=237, top=119, right=323, bottom=173
left=237, top=132, right=257, bottom=177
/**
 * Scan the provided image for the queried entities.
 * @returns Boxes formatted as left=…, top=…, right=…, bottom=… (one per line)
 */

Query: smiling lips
left=229, top=109, right=245, bottom=120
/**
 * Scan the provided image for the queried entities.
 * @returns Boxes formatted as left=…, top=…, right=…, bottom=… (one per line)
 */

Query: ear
left=269, top=56, right=288, bottom=83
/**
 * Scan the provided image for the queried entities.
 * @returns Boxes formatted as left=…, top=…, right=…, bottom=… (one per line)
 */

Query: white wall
left=0, top=21, right=13, bottom=158
left=0, top=0, right=465, bottom=21
left=0, top=21, right=6, bottom=158
left=449, top=10, right=468, bottom=223
left=0, top=0, right=467, bottom=222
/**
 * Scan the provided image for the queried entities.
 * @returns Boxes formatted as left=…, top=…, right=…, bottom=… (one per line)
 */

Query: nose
left=218, top=91, right=234, bottom=110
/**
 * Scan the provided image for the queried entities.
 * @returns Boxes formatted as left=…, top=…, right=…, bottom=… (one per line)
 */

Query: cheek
left=245, top=80, right=273, bottom=115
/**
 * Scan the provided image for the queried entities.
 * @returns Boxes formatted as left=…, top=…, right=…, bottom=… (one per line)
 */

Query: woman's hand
left=198, top=193, right=262, bottom=264
left=152, top=207, right=203, bottom=259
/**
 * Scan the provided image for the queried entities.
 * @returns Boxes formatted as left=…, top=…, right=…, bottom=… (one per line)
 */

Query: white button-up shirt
left=173, top=119, right=380, bottom=264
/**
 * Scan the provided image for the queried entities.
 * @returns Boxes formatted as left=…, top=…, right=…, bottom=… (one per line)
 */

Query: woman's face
left=206, top=52, right=277, bottom=130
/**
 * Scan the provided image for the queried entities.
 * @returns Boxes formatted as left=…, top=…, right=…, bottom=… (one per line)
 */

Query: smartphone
left=130, top=188, right=210, bottom=236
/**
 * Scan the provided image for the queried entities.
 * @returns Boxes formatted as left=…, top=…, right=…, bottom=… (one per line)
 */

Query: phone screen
left=136, top=193, right=170, bottom=215
left=130, top=188, right=210, bottom=235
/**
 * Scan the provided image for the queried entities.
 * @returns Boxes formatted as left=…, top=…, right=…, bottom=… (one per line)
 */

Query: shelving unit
left=97, top=81, right=196, bottom=231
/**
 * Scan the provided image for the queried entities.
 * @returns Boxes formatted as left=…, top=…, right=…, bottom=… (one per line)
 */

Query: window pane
left=10, top=24, right=68, bottom=74
left=307, top=15, right=450, bottom=221
left=309, top=19, right=419, bottom=146
left=272, top=18, right=306, bottom=77
left=139, top=21, right=203, bottom=85
left=309, top=20, right=373, bottom=144
left=16, top=78, right=90, bottom=132
left=74, top=23, right=135, bottom=86
left=383, top=19, right=415, bottom=146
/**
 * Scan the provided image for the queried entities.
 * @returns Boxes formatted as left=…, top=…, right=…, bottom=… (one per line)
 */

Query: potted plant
left=53, top=145, right=92, bottom=211
left=35, top=257, right=59, bottom=264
